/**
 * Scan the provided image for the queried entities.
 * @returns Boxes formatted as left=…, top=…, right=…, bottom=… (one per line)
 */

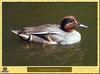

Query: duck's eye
left=61, top=18, right=74, bottom=25
left=65, top=18, right=73, bottom=22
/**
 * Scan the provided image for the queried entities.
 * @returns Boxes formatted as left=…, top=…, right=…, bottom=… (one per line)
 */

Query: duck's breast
left=63, top=30, right=81, bottom=44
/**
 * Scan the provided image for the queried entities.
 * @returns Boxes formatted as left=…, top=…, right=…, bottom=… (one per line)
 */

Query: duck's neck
left=60, top=26, right=73, bottom=32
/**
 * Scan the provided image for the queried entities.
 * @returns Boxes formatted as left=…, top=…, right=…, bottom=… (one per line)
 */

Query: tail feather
left=11, top=30, right=19, bottom=35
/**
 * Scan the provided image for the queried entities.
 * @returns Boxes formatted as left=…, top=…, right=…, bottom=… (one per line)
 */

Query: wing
left=11, top=24, right=64, bottom=43
left=19, top=24, right=61, bottom=35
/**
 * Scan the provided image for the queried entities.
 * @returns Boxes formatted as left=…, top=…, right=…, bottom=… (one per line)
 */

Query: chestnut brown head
left=60, top=16, right=88, bottom=32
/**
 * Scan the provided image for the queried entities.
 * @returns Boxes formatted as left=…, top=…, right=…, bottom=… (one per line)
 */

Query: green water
left=3, top=2, right=97, bottom=66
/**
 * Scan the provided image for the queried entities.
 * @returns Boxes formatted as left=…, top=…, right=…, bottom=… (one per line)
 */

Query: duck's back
left=19, top=24, right=63, bottom=35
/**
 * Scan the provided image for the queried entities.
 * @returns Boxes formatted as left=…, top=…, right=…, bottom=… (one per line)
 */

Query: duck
left=11, top=16, right=88, bottom=45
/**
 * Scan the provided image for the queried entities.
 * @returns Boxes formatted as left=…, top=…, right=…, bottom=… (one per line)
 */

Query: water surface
left=3, top=2, right=97, bottom=66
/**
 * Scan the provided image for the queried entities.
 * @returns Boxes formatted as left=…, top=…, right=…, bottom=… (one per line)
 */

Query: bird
left=11, top=16, right=88, bottom=45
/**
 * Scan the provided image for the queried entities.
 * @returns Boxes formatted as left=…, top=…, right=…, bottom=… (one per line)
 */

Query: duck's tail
left=10, top=30, right=19, bottom=35
left=11, top=30, right=29, bottom=40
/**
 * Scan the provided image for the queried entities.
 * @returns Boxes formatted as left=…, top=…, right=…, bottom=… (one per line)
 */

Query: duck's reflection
left=18, top=42, right=84, bottom=66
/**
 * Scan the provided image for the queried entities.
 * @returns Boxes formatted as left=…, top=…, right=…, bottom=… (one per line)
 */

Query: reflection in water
left=18, top=42, right=84, bottom=66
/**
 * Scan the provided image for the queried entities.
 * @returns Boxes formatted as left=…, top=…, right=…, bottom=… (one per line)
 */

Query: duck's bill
left=79, top=24, right=88, bottom=28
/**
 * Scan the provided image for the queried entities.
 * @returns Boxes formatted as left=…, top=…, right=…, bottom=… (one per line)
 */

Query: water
left=2, top=2, right=97, bottom=66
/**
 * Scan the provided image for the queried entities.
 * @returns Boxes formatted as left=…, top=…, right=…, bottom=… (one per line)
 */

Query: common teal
left=11, top=16, right=88, bottom=45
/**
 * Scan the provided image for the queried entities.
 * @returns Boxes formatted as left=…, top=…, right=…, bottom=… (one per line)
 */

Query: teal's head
left=60, top=16, right=88, bottom=32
